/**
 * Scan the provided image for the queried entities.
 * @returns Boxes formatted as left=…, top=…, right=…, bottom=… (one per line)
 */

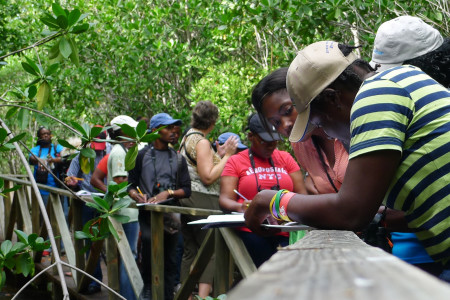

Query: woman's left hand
left=149, top=190, right=170, bottom=204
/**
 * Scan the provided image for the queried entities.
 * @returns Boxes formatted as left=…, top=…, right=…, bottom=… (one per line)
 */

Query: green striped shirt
left=349, top=65, right=450, bottom=262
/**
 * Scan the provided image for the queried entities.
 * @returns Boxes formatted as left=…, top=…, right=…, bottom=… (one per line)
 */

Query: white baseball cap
left=111, top=115, right=138, bottom=131
left=370, top=16, right=443, bottom=72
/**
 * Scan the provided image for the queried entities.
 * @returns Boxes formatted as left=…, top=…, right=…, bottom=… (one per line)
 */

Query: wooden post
left=5, top=192, right=18, bottom=240
left=214, top=228, right=230, bottom=296
left=106, top=235, right=120, bottom=300
left=151, top=211, right=164, bottom=300
left=31, top=187, right=40, bottom=235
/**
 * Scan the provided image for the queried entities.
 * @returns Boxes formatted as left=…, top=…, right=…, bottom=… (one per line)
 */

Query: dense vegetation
left=0, top=0, right=449, bottom=174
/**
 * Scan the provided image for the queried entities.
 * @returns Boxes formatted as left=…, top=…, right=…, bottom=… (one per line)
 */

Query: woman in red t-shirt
left=219, top=114, right=306, bottom=267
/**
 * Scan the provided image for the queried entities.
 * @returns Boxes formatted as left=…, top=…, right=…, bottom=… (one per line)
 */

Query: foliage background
left=0, top=0, right=449, bottom=173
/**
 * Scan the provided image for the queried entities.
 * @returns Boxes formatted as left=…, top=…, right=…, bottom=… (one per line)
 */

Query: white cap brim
left=289, top=105, right=311, bottom=142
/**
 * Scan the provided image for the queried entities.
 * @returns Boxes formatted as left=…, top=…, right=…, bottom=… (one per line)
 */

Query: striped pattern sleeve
left=349, top=77, right=414, bottom=159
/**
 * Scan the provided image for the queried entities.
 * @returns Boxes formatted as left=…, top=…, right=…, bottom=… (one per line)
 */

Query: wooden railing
left=0, top=175, right=256, bottom=300
left=227, top=230, right=450, bottom=300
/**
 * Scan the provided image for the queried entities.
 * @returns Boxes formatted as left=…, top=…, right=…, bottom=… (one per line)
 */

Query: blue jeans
left=236, top=230, right=289, bottom=268
left=120, top=221, right=139, bottom=300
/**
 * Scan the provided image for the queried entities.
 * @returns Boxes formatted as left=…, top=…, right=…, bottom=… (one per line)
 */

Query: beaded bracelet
left=279, top=192, right=295, bottom=222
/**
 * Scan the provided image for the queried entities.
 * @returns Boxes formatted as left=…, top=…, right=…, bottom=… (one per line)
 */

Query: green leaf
left=15, top=230, right=28, bottom=245
left=40, top=16, right=60, bottom=29
left=45, top=63, right=59, bottom=76
left=107, top=219, right=120, bottom=242
left=56, top=15, right=68, bottom=29
left=111, top=197, right=132, bottom=212
left=71, top=23, right=89, bottom=34
left=27, top=78, right=41, bottom=87
left=36, top=81, right=50, bottom=110
left=75, top=230, right=92, bottom=240
left=68, top=9, right=81, bottom=27
left=85, top=201, right=104, bottom=211
left=90, top=126, right=103, bottom=139
left=57, top=139, right=78, bottom=150
left=125, top=145, right=138, bottom=171
left=110, top=214, right=130, bottom=223
left=0, top=270, right=5, bottom=290
left=1, top=240, right=12, bottom=255
left=140, top=133, right=159, bottom=143
left=70, top=121, right=88, bottom=137
left=59, top=37, right=72, bottom=58
left=27, top=233, right=38, bottom=246
left=81, top=147, right=96, bottom=159
left=52, top=3, right=66, bottom=17
left=68, top=37, right=80, bottom=67
left=0, top=129, right=7, bottom=143
left=48, top=42, right=60, bottom=59
left=11, top=242, right=26, bottom=253
left=118, top=124, right=137, bottom=138
left=16, top=252, right=32, bottom=277
left=93, top=196, right=110, bottom=211
left=3, top=185, right=22, bottom=194
left=80, top=155, right=91, bottom=174
left=21, top=62, right=39, bottom=76
left=7, top=132, right=26, bottom=144
left=27, top=85, right=37, bottom=99
left=136, top=120, right=147, bottom=138
left=24, top=56, right=42, bottom=76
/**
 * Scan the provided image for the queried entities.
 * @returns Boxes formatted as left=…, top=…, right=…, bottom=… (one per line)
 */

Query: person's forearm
left=91, top=178, right=107, bottom=192
left=379, top=207, right=412, bottom=232
left=200, top=154, right=231, bottom=185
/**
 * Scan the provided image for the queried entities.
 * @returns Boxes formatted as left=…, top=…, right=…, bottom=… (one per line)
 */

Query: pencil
left=137, top=186, right=144, bottom=195
left=233, top=189, right=249, bottom=201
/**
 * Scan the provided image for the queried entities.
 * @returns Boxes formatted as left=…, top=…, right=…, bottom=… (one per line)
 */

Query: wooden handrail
left=227, top=230, right=450, bottom=300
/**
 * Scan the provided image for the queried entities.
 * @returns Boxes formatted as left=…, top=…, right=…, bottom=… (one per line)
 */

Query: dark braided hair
left=404, top=38, right=450, bottom=88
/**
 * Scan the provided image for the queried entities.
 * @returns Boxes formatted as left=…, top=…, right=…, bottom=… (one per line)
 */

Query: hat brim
left=289, top=105, right=311, bottom=142
left=258, top=131, right=282, bottom=142
left=369, top=60, right=402, bottom=73
left=237, top=142, right=248, bottom=150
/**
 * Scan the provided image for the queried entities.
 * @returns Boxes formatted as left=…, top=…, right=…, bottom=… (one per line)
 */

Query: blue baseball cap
left=150, top=113, right=182, bottom=130
left=217, top=132, right=247, bottom=150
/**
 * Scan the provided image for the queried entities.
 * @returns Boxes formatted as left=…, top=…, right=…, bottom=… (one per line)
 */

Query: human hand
left=244, top=189, right=278, bottom=235
left=221, top=135, right=238, bottom=157
left=149, top=190, right=170, bottom=204
left=305, top=175, right=319, bottom=195
left=216, top=141, right=225, bottom=157
left=240, top=200, right=252, bottom=213
left=65, top=176, right=78, bottom=187
left=130, top=190, right=148, bottom=203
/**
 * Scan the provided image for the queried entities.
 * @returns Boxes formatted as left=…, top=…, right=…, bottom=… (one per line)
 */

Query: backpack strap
left=180, top=131, right=204, bottom=166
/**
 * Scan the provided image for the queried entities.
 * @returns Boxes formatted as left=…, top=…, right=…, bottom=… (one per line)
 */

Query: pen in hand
left=233, top=189, right=249, bottom=201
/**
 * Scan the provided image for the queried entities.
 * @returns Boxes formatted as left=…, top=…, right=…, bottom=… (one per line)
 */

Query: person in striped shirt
left=244, top=41, right=450, bottom=282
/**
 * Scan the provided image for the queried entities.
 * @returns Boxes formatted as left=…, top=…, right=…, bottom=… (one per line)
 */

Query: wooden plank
left=218, top=228, right=256, bottom=278
left=17, top=187, right=33, bottom=235
left=228, top=230, right=450, bottom=300
left=30, top=187, right=40, bottom=234
left=72, top=198, right=85, bottom=286
left=5, top=192, right=18, bottom=240
left=174, top=229, right=215, bottom=300
left=214, top=228, right=230, bottom=296
left=106, top=235, right=120, bottom=300
left=50, top=192, right=78, bottom=284
left=109, top=217, right=143, bottom=299
left=151, top=211, right=164, bottom=300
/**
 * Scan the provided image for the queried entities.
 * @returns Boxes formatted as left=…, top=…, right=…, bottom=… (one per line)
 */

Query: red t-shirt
left=222, top=149, right=300, bottom=233
left=97, top=154, right=110, bottom=175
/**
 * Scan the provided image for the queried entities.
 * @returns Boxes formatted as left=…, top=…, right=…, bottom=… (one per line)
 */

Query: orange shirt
left=291, top=138, right=348, bottom=194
